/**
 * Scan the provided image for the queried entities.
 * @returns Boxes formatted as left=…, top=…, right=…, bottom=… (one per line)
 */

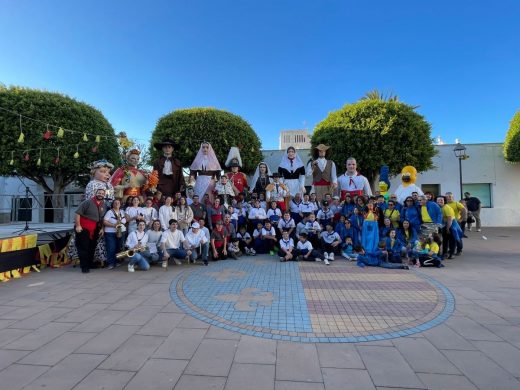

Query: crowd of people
left=72, top=142, right=482, bottom=274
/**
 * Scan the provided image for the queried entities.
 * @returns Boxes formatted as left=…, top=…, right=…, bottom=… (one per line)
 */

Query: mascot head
left=401, top=166, right=417, bottom=187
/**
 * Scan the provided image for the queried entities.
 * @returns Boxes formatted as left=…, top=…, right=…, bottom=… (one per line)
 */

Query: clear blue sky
left=1, top=0, right=519, bottom=150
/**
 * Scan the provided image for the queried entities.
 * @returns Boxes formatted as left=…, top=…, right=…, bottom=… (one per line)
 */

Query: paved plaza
left=0, top=227, right=519, bottom=390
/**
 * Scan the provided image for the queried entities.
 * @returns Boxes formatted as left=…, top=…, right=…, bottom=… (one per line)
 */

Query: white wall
left=399, top=143, right=520, bottom=227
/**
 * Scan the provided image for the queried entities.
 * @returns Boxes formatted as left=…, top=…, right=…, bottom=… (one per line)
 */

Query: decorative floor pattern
left=170, top=258, right=454, bottom=343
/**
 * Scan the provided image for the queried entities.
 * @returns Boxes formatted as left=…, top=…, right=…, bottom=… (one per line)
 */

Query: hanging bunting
left=95, top=135, right=101, bottom=143
left=9, top=151, right=14, bottom=166
left=17, top=115, right=25, bottom=143
left=74, top=145, right=80, bottom=159
left=37, top=149, right=42, bottom=167
left=54, top=148, right=60, bottom=165
left=82, top=133, right=88, bottom=142
left=43, top=124, right=52, bottom=140
left=57, top=127, right=64, bottom=138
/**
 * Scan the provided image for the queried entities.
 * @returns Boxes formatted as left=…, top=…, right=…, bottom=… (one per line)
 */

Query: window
left=421, top=184, right=441, bottom=198
left=462, top=183, right=492, bottom=208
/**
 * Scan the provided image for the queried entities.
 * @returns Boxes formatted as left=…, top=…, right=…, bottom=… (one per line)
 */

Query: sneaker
left=403, top=265, right=410, bottom=270
left=477, top=229, right=481, bottom=232
left=128, top=264, right=135, bottom=272
left=245, top=247, right=251, bottom=255
left=269, top=250, right=275, bottom=256
left=162, top=261, right=167, bottom=268
left=315, top=257, right=322, bottom=262
left=107, top=265, right=115, bottom=270
left=279, top=257, right=286, bottom=262
left=203, top=260, right=208, bottom=266
left=324, top=258, right=330, bottom=265
left=329, top=253, right=335, bottom=261
left=173, top=259, right=182, bottom=265
left=468, top=227, right=472, bottom=231
left=250, top=248, right=256, bottom=256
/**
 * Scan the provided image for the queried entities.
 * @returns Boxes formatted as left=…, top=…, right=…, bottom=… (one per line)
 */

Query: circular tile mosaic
left=170, top=258, right=454, bottom=343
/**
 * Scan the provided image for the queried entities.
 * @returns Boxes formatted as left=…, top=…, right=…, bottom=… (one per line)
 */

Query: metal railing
left=0, top=193, right=84, bottom=224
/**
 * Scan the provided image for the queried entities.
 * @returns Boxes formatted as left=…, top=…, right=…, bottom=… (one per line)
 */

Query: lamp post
left=453, top=143, right=467, bottom=200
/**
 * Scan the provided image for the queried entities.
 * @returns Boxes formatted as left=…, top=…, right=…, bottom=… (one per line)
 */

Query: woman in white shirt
left=175, top=196, right=194, bottom=235
left=125, top=196, right=144, bottom=234
left=142, top=219, right=162, bottom=263
left=159, top=196, right=176, bottom=231
left=125, top=221, right=150, bottom=272
left=140, top=198, right=158, bottom=230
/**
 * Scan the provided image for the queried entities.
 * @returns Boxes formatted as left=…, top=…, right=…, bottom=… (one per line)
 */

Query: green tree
left=149, top=108, right=263, bottom=173
left=504, top=109, right=520, bottom=162
left=312, top=98, right=436, bottom=188
left=0, top=86, right=120, bottom=220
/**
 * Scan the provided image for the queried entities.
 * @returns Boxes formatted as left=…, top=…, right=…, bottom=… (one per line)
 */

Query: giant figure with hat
left=153, top=139, right=184, bottom=198
left=306, top=144, right=338, bottom=203
left=225, top=147, right=249, bottom=200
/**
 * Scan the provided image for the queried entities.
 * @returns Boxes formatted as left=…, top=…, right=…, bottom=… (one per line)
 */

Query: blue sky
left=1, top=0, right=519, bottom=150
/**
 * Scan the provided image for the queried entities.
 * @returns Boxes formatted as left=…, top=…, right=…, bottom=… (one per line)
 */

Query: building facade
left=279, top=129, right=311, bottom=150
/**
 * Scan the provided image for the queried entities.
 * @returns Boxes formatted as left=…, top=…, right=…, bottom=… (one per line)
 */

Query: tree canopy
left=0, top=86, right=121, bottom=194
left=150, top=107, right=263, bottom=173
left=312, top=98, right=436, bottom=186
left=504, top=109, right=520, bottom=162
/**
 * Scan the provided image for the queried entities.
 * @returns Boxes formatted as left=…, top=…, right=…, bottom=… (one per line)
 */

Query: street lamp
left=453, top=143, right=467, bottom=200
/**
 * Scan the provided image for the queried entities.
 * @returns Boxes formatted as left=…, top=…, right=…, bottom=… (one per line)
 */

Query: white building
left=279, top=129, right=311, bottom=150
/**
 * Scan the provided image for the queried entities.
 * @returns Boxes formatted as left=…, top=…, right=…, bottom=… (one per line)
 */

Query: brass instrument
left=116, top=245, right=147, bottom=259
left=114, top=210, right=124, bottom=238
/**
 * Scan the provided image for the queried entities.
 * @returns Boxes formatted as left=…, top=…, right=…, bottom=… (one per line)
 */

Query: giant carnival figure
left=251, top=161, right=273, bottom=198
left=111, top=149, right=153, bottom=205
left=152, top=138, right=184, bottom=198
left=337, top=157, right=372, bottom=200
left=190, top=142, right=221, bottom=202
left=85, top=159, right=115, bottom=205
left=225, top=147, right=249, bottom=200
left=278, top=146, right=306, bottom=198
left=378, top=165, right=391, bottom=201
left=394, top=165, right=423, bottom=204
left=306, top=144, right=337, bottom=202
left=69, top=159, right=116, bottom=269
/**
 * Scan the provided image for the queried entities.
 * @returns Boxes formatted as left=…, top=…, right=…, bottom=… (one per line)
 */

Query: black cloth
left=153, top=156, right=184, bottom=197
left=464, top=196, right=481, bottom=212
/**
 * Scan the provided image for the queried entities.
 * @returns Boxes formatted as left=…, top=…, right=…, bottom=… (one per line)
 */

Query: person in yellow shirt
left=445, top=192, right=465, bottom=254
left=384, top=200, right=401, bottom=228
left=437, top=196, right=463, bottom=259
left=415, top=233, right=443, bottom=267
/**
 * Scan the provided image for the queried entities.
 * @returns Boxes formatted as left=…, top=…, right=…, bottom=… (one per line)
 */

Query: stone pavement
left=0, top=227, right=519, bottom=390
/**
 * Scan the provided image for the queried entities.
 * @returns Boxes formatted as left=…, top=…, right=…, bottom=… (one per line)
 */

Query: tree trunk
left=52, top=175, right=65, bottom=223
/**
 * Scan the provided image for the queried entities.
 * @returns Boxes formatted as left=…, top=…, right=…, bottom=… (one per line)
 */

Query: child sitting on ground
left=278, top=229, right=295, bottom=262
left=341, top=236, right=358, bottom=261
left=295, top=232, right=323, bottom=262
left=227, top=237, right=241, bottom=259
left=237, top=225, right=255, bottom=255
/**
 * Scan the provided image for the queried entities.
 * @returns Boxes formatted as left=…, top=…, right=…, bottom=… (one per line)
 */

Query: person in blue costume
left=385, top=229, right=404, bottom=263
left=398, top=219, right=418, bottom=262
left=340, top=193, right=355, bottom=218
left=401, top=196, right=422, bottom=233
left=380, top=217, right=393, bottom=238
left=349, top=207, right=364, bottom=247
left=361, top=202, right=380, bottom=254
left=356, top=241, right=409, bottom=270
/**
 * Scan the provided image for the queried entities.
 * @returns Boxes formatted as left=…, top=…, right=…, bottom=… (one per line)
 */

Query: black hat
left=271, top=172, right=280, bottom=178
left=154, top=138, right=180, bottom=150
left=228, top=158, right=241, bottom=168
left=322, top=200, right=329, bottom=207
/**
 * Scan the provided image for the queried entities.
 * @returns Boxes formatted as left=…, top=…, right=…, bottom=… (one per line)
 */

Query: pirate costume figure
left=152, top=138, right=184, bottom=197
